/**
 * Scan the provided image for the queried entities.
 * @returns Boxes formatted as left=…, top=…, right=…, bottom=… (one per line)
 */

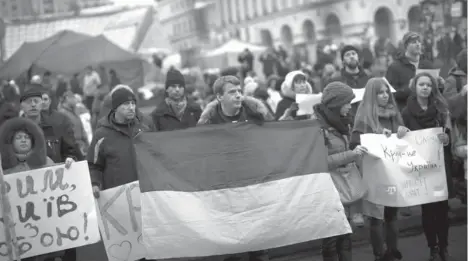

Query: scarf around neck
left=406, top=95, right=439, bottom=128
left=166, top=97, right=187, bottom=120
left=314, top=103, right=351, bottom=135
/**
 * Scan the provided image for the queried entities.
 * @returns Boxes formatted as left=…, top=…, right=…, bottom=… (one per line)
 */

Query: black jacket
left=151, top=100, right=201, bottom=131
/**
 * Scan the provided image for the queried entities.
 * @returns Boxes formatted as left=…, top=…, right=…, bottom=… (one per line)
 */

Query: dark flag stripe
left=135, top=120, right=327, bottom=193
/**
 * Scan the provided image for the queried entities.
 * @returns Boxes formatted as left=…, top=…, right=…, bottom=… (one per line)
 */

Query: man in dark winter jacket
left=88, top=87, right=152, bottom=192
left=21, top=84, right=83, bottom=163
left=0, top=82, right=20, bottom=126
left=386, top=32, right=433, bottom=110
left=197, top=75, right=271, bottom=261
left=331, top=45, right=370, bottom=90
left=444, top=48, right=467, bottom=105
left=151, top=69, right=201, bottom=131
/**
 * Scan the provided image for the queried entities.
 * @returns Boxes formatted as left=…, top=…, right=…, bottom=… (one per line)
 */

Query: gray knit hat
left=321, top=81, right=355, bottom=108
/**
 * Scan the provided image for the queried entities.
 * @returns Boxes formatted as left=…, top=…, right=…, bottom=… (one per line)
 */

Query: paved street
left=274, top=225, right=467, bottom=261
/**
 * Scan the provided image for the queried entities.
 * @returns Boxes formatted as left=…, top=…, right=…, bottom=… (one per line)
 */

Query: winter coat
left=37, top=110, right=83, bottom=163
left=386, top=54, right=433, bottom=110
left=312, top=112, right=363, bottom=212
left=58, top=106, right=88, bottom=155
left=0, top=118, right=59, bottom=261
left=197, top=96, right=274, bottom=125
left=443, top=67, right=467, bottom=103
left=87, top=113, right=152, bottom=190
left=401, top=103, right=455, bottom=198
left=275, top=71, right=313, bottom=120
left=330, top=68, right=370, bottom=90
left=151, top=100, right=201, bottom=131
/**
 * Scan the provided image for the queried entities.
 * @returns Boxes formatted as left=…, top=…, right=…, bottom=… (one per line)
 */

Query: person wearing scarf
left=401, top=72, right=454, bottom=261
left=350, top=78, right=409, bottom=261
left=151, top=69, right=201, bottom=131
left=312, top=81, right=367, bottom=261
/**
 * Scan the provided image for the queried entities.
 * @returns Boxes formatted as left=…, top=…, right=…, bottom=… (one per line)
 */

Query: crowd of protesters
left=0, top=29, right=466, bottom=261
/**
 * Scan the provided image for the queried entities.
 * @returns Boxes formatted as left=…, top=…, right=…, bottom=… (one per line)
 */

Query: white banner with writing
left=97, top=182, right=146, bottom=261
left=361, top=128, right=448, bottom=207
left=0, top=161, right=100, bottom=260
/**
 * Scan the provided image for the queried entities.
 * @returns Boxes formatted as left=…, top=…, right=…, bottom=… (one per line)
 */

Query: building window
left=43, top=0, right=55, bottom=13
left=272, top=0, right=278, bottom=11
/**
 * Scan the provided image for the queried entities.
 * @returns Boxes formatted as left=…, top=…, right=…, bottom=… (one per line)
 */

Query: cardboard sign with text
left=0, top=161, right=100, bottom=260
left=97, top=182, right=146, bottom=261
left=361, top=128, right=448, bottom=207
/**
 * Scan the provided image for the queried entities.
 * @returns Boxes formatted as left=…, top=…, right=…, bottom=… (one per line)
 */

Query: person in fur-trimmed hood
left=275, top=70, right=313, bottom=120
left=197, top=75, right=274, bottom=125
left=0, top=117, right=74, bottom=261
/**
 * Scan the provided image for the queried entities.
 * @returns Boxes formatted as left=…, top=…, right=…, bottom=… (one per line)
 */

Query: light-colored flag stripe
left=141, top=172, right=352, bottom=259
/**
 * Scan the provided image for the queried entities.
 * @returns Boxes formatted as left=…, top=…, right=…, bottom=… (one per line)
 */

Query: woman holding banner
left=0, top=117, right=74, bottom=261
left=350, top=78, right=409, bottom=261
left=401, top=72, right=454, bottom=261
left=312, top=81, right=366, bottom=261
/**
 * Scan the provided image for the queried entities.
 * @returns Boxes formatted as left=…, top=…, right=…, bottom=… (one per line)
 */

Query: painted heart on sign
left=108, top=241, right=132, bottom=261
left=0, top=243, right=9, bottom=257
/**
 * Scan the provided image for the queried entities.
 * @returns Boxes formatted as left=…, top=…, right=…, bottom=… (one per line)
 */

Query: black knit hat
left=20, top=84, right=44, bottom=103
left=111, top=87, right=136, bottom=111
left=165, top=69, right=185, bottom=89
left=322, top=81, right=355, bottom=109
left=340, top=45, right=359, bottom=61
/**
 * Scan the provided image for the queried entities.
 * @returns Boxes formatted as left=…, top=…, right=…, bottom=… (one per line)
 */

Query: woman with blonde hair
left=350, top=78, right=409, bottom=261
left=401, top=72, right=454, bottom=261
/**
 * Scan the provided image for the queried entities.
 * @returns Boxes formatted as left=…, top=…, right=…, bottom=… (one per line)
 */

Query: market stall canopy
left=204, top=39, right=266, bottom=57
left=0, top=30, right=91, bottom=79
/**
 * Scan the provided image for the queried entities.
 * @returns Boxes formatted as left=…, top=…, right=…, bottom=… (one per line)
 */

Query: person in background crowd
left=275, top=70, right=313, bottom=121
left=451, top=90, right=467, bottom=204
left=0, top=117, right=74, bottom=261
left=55, top=75, right=69, bottom=102
left=42, top=88, right=58, bottom=112
left=197, top=75, right=272, bottom=261
left=70, top=73, right=82, bottom=95
left=312, top=82, right=364, bottom=261
left=443, top=49, right=467, bottom=102
left=151, top=69, right=201, bottom=131
left=238, top=48, right=254, bottom=79
left=386, top=32, right=433, bottom=111
left=259, top=47, right=279, bottom=78
left=253, top=84, right=275, bottom=116
left=88, top=87, right=152, bottom=195
left=401, top=72, right=454, bottom=261
left=90, top=86, right=109, bottom=130
left=244, top=80, right=259, bottom=97
left=59, top=91, right=88, bottom=156
left=83, top=66, right=101, bottom=112
left=265, top=75, right=282, bottom=113
left=21, top=85, right=82, bottom=164
left=109, top=69, right=121, bottom=90
left=350, top=78, right=408, bottom=261
left=322, top=63, right=340, bottom=87
left=0, top=82, right=21, bottom=126
left=42, top=71, right=53, bottom=89
left=332, top=45, right=370, bottom=90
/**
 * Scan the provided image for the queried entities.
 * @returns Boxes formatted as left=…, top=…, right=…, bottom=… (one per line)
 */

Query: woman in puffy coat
left=312, top=81, right=368, bottom=261
left=400, top=72, right=453, bottom=261
left=350, top=78, right=409, bottom=261
left=0, top=117, right=74, bottom=261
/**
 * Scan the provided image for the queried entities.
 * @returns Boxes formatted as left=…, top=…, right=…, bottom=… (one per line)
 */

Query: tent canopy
left=36, top=35, right=142, bottom=74
left=0, top=30, right=90, bottom=79
left=204, top=39, right=266, bottom=57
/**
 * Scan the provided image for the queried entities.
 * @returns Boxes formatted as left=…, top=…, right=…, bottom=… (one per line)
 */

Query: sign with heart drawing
left=97, top=182, right=146, bottom=261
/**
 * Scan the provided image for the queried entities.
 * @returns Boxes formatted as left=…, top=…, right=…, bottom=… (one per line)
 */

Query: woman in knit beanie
left=313, top=81, right=368, bottom=261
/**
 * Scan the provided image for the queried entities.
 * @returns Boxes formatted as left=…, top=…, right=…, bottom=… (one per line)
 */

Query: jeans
left=368, top=207, right=399, bottom=257
left=421, top=200, right=449, bottom=249
left=321, top=233, right=352, bottom=261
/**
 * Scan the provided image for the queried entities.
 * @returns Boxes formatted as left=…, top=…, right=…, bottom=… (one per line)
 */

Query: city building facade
left=0, top=0, right=111, bottom=20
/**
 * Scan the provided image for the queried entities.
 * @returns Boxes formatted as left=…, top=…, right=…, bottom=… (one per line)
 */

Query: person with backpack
left=443, top=49, right=467, bottom=103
